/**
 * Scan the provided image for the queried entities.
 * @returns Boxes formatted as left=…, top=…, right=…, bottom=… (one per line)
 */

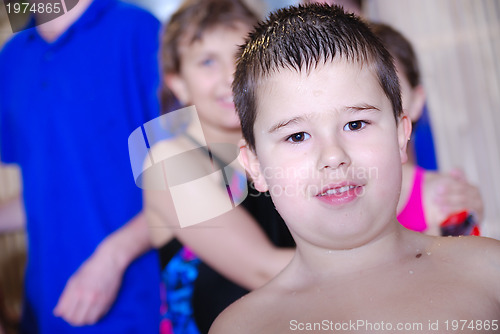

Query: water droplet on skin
left=409, top=270, right=414, bottom=274
left=426, top=252, right=432, bottom=256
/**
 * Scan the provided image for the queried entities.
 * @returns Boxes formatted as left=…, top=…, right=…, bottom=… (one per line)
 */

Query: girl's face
left=166, top=24, right=250, bottom=134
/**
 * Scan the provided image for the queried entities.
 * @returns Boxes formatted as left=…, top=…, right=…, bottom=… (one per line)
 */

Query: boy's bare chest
left=254, top=268, right=499, bottom=333
left=256, top=296, right=498, bottom=333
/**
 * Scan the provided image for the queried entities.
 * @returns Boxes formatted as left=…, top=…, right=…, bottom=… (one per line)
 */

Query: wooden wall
left=0, top=0, right=22, bottom=206
left=0, top=5, right=25, bottom=332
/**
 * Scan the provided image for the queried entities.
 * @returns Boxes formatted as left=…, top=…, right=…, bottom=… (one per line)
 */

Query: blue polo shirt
left=0, top=0, right=161, bottom=332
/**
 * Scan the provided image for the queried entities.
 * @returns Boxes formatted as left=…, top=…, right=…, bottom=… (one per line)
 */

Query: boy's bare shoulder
left=433, top=235, right=500, bottom=289
left=210, top=234, right=500, bottom=334
left=436, top=234, right=500, bottom=264
left=208, top=295, right=255, bottom=334
left=209, top=285, right=282, bottom=334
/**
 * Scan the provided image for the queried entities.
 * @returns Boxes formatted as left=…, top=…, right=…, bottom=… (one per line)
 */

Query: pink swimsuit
left=397, top=166, right=428, bottom=232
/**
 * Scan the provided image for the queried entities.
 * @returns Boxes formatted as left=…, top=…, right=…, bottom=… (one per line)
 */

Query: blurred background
left=119, top=0, right=500, bottom=239
left=0, top=0, right=499, bottom=333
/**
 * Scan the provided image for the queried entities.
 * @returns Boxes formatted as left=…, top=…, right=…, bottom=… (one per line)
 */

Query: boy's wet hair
left=370, top=23, right=420, bottom=88
left=233, top=4, right=402, bottom=151
left=161, top=0, right=260, bottom=113
left=302, top=0, right=363, bottom=14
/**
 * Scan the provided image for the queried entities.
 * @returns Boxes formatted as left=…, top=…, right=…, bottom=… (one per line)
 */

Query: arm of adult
left=146, top=184, right=294, bottom=291
left=53, top=212, right=152, bottom=326
left=433, top=168, right=484, bottom=221
left=144, top=140, right=294, bottom=290
left=426, top=168, right=484, bottom=234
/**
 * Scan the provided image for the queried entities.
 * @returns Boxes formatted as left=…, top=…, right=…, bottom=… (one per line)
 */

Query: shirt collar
left=22, top=0, right=115, bottom=44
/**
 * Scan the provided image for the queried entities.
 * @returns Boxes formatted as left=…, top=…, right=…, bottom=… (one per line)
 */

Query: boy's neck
left=35, top=0, right=93, bottom=42
left=287, top=224, right=416, bottom=282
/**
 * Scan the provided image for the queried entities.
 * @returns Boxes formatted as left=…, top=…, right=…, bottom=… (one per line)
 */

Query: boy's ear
left=238, top=139, right=268, bottom=193
left=164, top=73, right=190, bottom=105
left=397, top=113, right=412, bottom=164
left=407, top=84, right=426, bottom=122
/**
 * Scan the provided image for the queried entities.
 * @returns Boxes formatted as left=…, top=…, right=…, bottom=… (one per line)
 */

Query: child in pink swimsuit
left=397, top=166, right=427, bottom=232
left=372, top=23, right=484, bottom=235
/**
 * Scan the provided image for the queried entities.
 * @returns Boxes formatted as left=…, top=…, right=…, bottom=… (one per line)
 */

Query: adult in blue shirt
left=0, top=0, right=161, bottom=332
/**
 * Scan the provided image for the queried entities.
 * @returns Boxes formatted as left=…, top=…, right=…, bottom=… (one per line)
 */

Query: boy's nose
left=317, top=140, right=351, bottom=171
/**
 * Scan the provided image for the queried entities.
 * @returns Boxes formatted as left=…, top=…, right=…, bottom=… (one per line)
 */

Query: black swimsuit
left=159, top=138, right=294, bottom=333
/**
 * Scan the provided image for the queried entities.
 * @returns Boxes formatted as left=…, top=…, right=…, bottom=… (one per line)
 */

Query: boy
left=210, top=4, right=500, bottom=333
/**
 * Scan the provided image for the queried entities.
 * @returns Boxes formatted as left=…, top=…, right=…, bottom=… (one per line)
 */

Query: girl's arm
left=144, top=141, right=294, bottom=290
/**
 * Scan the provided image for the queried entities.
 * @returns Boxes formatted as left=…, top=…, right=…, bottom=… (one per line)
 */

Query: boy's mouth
left=315, top=182, right=364, bottom=205
left=319, top=185, right=356, bottom=196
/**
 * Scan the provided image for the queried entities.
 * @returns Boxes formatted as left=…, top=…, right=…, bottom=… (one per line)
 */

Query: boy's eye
left=344, top=121, right=367, bottom=131
left=286, top=132, right=310, bottom=143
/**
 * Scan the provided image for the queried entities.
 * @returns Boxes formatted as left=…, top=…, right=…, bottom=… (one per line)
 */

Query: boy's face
left=241, top=60, right=411, bottom=250
left=166, top=24, right=250, bottom=132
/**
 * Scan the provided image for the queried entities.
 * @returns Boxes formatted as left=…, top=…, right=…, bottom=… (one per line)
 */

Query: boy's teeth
left=324, top=185, right=354, bottom=195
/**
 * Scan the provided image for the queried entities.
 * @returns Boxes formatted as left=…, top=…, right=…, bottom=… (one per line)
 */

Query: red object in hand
left=440, top=210, right=480, bottom=236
